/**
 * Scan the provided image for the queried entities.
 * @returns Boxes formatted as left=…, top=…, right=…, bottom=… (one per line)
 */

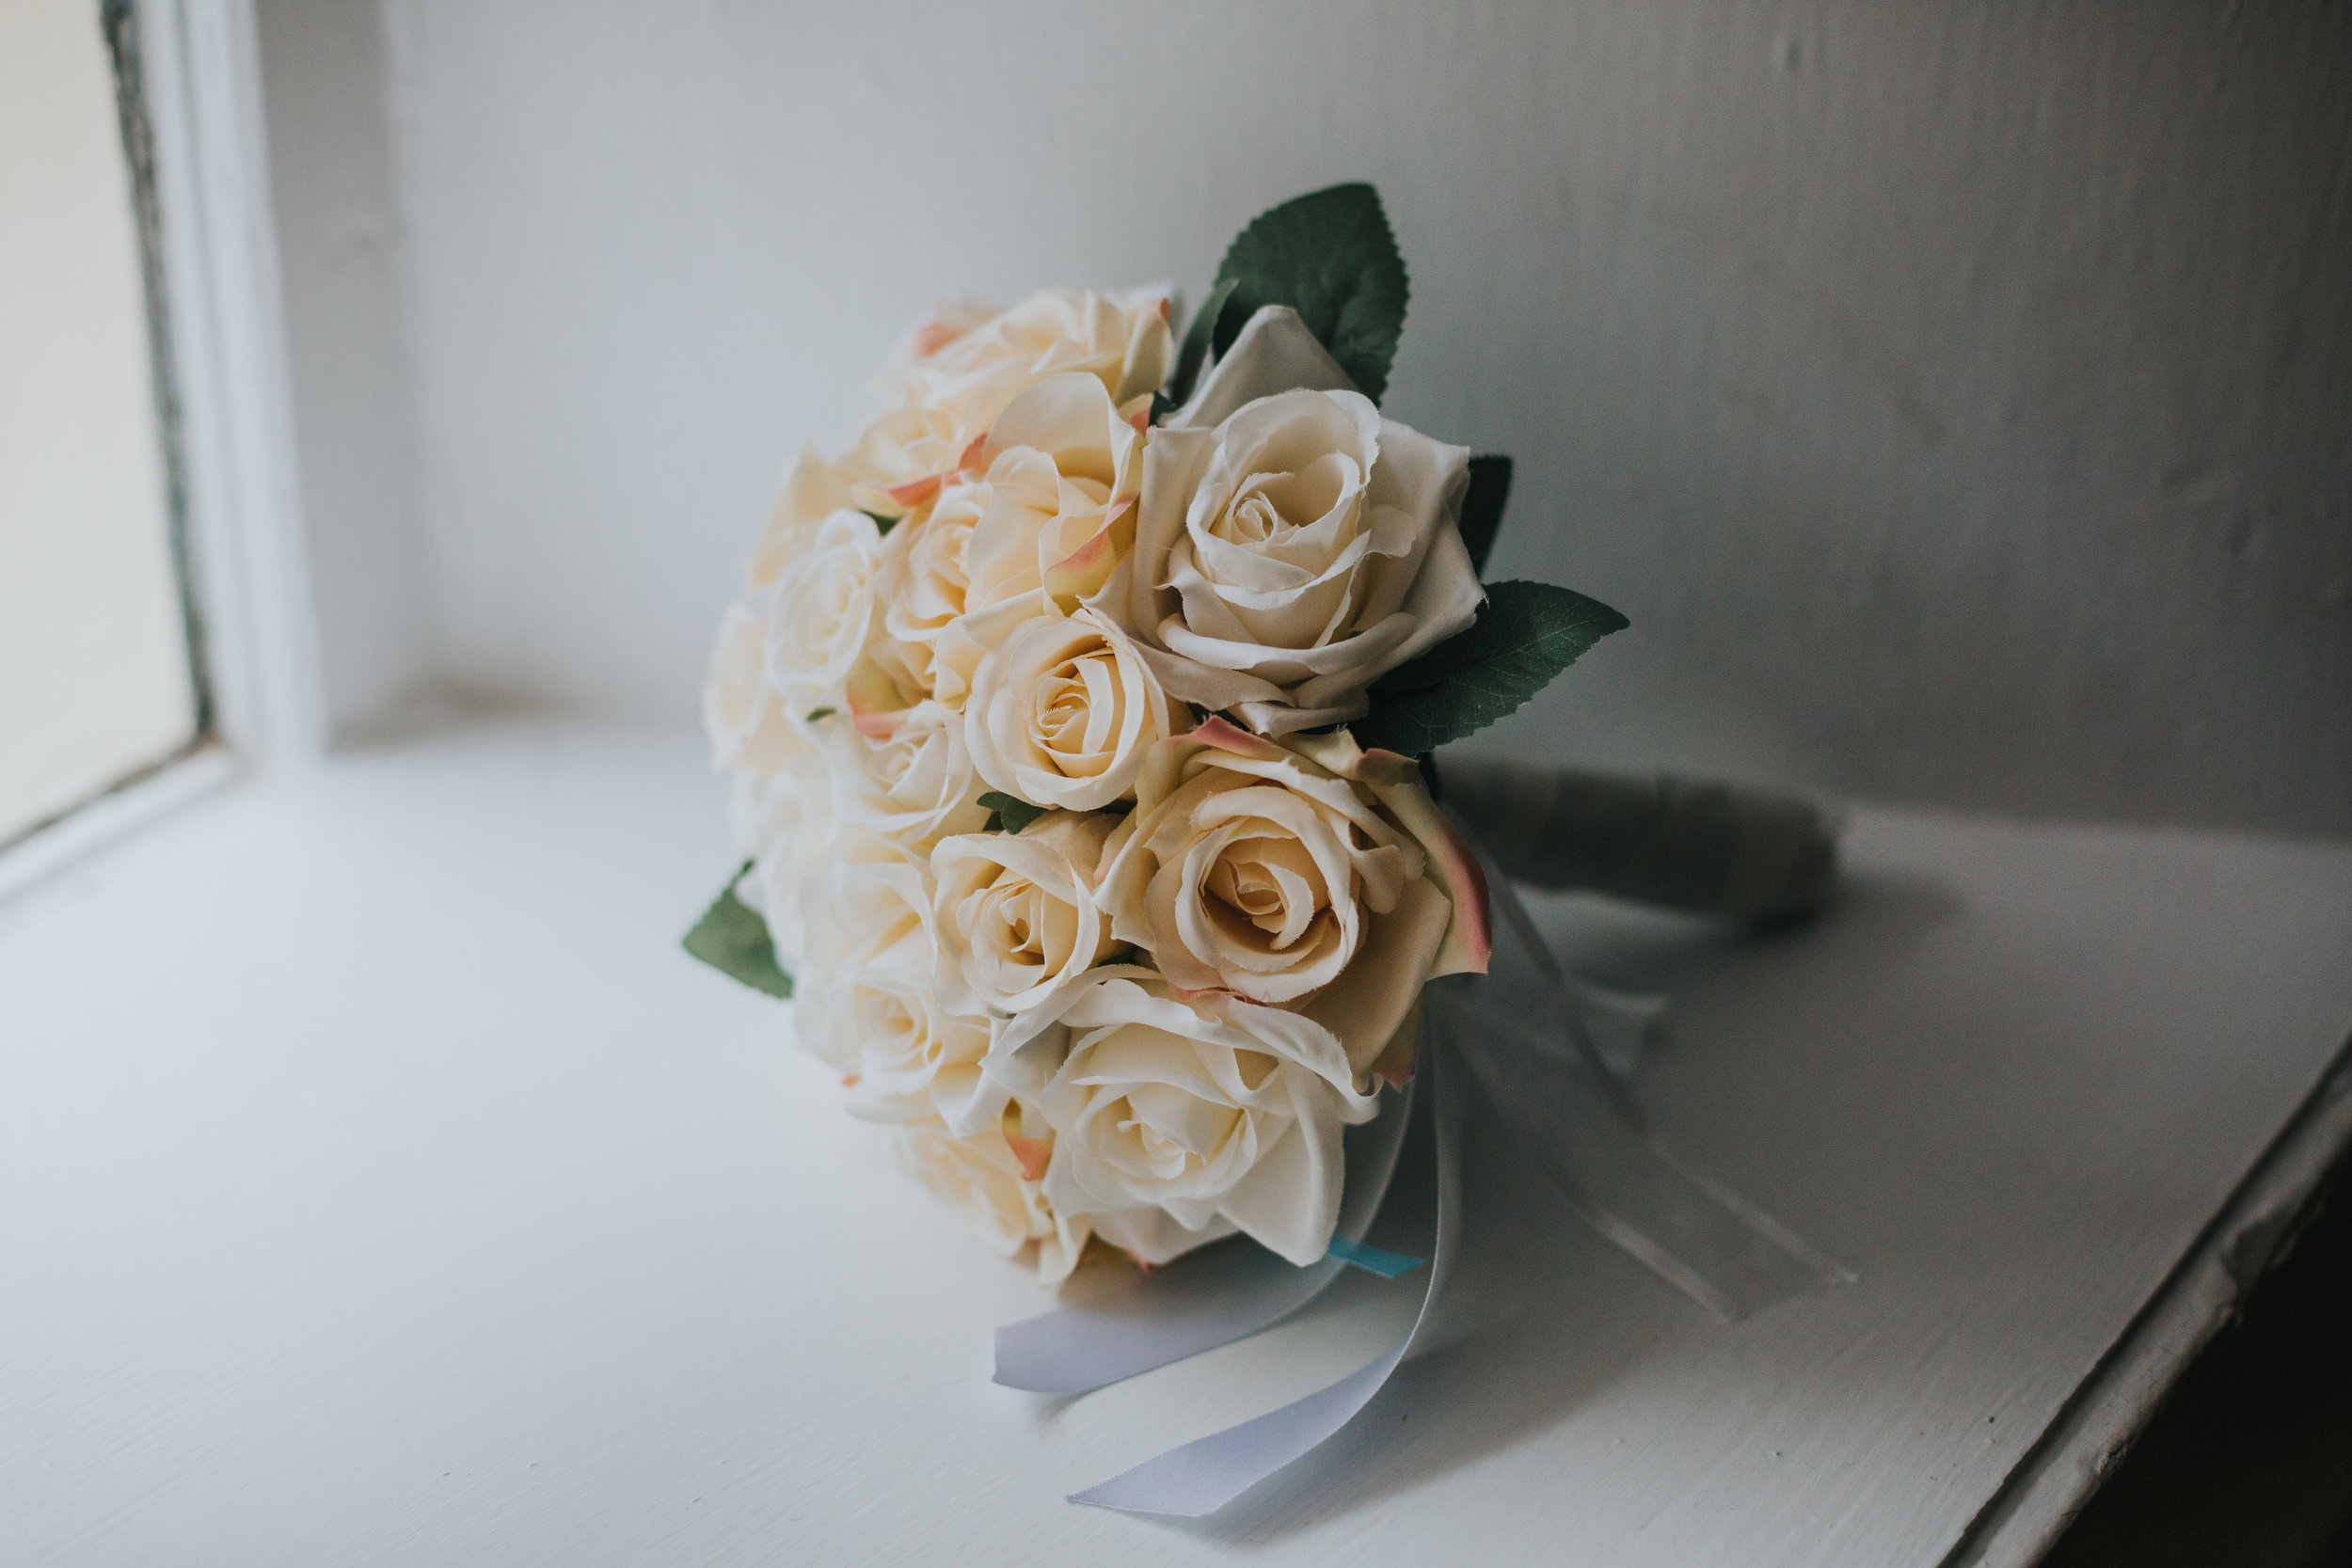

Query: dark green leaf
left=1353, top=581, right=1629, bottom=754
left=682, top=861, right=793, bottom=999
left=1209, top=285, right=1252, bottom=361
left=805, top=706, right=834, bottom=721
left=860, top=508, right=899, bottom=536
left=977, top=791, right=1049, bottom=835
left=1212, top=183, right=1409, bottom=403
left=1457, top=455, right=1513, bottom=577
left=1169, top=277, right=1238, bottom=407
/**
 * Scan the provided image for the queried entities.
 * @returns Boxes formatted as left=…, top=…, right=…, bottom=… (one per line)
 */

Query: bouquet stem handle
left=1438, top=758, right=1840, bottom=926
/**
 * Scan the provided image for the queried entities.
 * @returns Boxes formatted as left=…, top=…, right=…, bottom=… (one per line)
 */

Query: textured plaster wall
left=262, top=0, right=2352, bottom=834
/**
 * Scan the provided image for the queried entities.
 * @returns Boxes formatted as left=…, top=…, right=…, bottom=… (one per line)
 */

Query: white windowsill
left=0, top=745, right=242, bottom=913
left=3, top=713, right=2347, bottom=1567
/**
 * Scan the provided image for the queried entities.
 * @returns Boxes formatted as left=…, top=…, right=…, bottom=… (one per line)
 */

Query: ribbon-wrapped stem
left=1439, top=758, right=1840, bottom=927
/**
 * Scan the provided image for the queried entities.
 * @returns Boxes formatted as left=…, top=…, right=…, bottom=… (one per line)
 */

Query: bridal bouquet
left=691, top=185, right=1847, bottom=1517
left=690, top=184, right=1628, bottom=1285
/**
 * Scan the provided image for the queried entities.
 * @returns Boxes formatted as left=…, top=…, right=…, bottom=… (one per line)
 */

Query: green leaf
left=1457, top=455, right=1513, bottom=578
left=1352, top=581, right=1629, bottom=754
left=804, top=706, right=834, bottom=721
left=860, top=508, right=899, bottom=536
left=1169, top=277, right=1238, bottom=407
left=1212, top=183, right=1409, bottom=403
left=682, top=861, right=793, bottom=999
left=977, top=791, right=1049, bottom=835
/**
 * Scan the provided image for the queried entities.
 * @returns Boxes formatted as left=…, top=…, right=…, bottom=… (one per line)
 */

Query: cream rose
left=746, top=286, right=1166, bottom=597
left=789, top=831, right=934, bottom=1064
left=875, top=372, right=1149, bottom=706
left=795, top=830, right=936, bottom=982
left=894, top=1115, right=1089, bottom=1282
left=837, top=403, right=977, bottom=523
left=882, top=286, right=1170, bottom=439
left=1096, top=719, right=1491, bottom=1079
left=962, top=372, right=1146, bottom=610
left=1099, top=306, right=1484, bottom=736
left=932, top=811, right=1119, bottom=1016
left=964, top=609, right=1181, bottom=812
left=704, top=597, right=803, bottom=775
left=763, top=510, right=884, bottom=715
left=823, top=697, right=990, bottom=851
left=834, top=969, right=1000, bottom=1131
left=729, top=752, right=830, bottom=970
left=1023, top=976, right=1378, bottom=1267
left=844, top=288, right=1169, bottom=528
left=871, top=484, right=978, bottom=695
left=787, top=832, right=1007, bottom=1132
left=745, top=442, right=857, bottom=589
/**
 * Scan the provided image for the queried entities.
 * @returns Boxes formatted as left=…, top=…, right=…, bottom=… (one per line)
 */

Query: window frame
left=0, top=0, right=322, bottom=905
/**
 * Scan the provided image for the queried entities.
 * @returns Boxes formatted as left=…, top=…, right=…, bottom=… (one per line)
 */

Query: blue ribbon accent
left=1322, top=1234, right=1427, bottom=1278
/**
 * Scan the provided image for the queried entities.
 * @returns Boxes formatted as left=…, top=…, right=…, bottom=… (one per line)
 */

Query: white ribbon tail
left=1068, top=1030, right=1466, bottom=1516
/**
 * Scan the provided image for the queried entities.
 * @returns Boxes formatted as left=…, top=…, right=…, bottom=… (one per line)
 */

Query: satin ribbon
left=995, top=831, right=1852, bottom=1517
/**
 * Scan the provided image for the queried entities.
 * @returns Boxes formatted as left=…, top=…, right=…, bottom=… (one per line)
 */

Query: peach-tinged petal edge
left=1286, top=726, right=1421, bottom=788
left=1361, top=773, right=1492, bottom=976
left=1004, top=1133, right=1053, bottom=1182
left=882, top=472, right=945, bottom=509
left=912, top=320, right=964, bottom=358
left=1371, top=998, right=1422, bottom=1086
left=1041, top=507, right=1136, bottom=606
left=1294, top=726, right=1490, bottom=975
left=1185, top=714, right=1286, bottom=761
left=845, top=663, right=914, bottom=739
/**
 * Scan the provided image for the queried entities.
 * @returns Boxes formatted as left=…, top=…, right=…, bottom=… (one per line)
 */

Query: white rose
left=1099, top=306, right=1484, bottom=736
left=824, top=697, right=989, bottom=851
left=746, top=442, right=857, bottom=589
left=1096, top=718, right=1492, bottom=1080
left=882, top=286, right=1171, bottom=441
left=785, top=832, right=1007, bottom=1132
left=704, top=597, right=803, bottom=774
left=763, top=510, right=884, bottom=714
left=964, top=609, right=1181, bottom=812
left=932, top=811, right=1120, bottom=1016
left=838, top=403, right=979, bottom=522
left=798, top=829, right=937, bottom=983
left=843, top=288, right=1168, bottom=527
left=729, top=753, right=830, bottom=970
left=1025, top=976, right=1378, bottom=1267
left=963, top=372, right=1148, bottom=610
left=871, top=485, right=979, bottom=696
left=788, top=831, right=933, bottom=1068
left=875, top=372, right=1149, bottom=706
left=894, top=1115, right=1089, bottom=1282
left=834, top=968, right=1000, bottom=1131
left=755, top=287, right=1167, bottom=580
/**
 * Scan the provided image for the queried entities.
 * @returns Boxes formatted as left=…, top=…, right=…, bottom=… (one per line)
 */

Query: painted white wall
left=254, top=0, right=429, bottom=734
left=259, top=0, right=2352, bottom=834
